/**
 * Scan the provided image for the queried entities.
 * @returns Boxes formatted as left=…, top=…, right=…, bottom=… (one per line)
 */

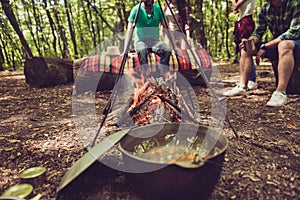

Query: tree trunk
left=64, top=0, right=78, bottom=58
left=0, top=46, right=4, bottom=71
left=24, top=56, right=73, bottom=87
left=42, top=0, right=57, bottom=53
left=192, top=0, right=207, bottom=49
left=271, top=59, right=300, bottom=94
left=116, top=1, right=125, bottom=51
left=81, top=1, right=94, bottom=48
left=53, top=0, right=69, bottom=58
left=20, top=0, right=40, bottom=56
left=0, top=0, right=33, bottom=58
left=85, top=0, right=115, bottom=32
left=225, top=0, right=231, bottom=59
left=0, top=33, right=10, bottom=68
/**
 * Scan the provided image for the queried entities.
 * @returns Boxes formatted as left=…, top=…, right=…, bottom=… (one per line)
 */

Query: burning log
left=108, top=65, right=199, bottom=127
left=100, top=65, right=200, bottom=137
left=128, top=81, right=181, bottom=125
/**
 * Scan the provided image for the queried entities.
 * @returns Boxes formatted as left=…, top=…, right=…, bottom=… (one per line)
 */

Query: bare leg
left=276, top=41, right=295, bottom=92
left=239, top=49, right=253, bottom=88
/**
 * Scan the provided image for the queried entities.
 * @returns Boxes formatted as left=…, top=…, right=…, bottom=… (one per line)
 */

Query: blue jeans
left=249, top=60, right=256, bottom=82
left=135, top=39, right=171, bottom=75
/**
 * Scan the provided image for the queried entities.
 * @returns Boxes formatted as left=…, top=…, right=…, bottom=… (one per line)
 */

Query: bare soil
left=0, top=62, right=299, bottom=199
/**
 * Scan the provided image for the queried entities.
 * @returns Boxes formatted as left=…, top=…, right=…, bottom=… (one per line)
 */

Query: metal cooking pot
left=118, top=122, right=228, bottom=200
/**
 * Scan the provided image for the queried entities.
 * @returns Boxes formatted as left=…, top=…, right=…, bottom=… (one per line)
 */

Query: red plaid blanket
left=234, top=15, right=255, bottom=43
left=76, top=49, right=212, bottom=76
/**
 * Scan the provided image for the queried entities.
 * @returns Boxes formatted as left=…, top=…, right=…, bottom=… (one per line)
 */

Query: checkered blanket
left=75, top=49, right=212, bottom=76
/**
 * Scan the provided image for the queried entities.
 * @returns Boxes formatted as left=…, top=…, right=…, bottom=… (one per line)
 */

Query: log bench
left=73, top=49, right=213, bottom=93
left=24, top=56, right=73, bottom=87
left=271, top=58, right=300, bottom=94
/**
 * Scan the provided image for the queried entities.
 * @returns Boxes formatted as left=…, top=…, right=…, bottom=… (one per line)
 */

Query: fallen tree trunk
left=271, top=59, right=300, bottom=94
left=24, top=56, right=73, bottom=87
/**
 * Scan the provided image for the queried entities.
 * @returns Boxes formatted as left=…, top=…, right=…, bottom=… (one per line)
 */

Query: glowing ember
left=126, top=66, right=186, bottom=125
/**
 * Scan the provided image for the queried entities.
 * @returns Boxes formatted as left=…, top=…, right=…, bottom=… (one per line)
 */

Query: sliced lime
left=1, top=183, right=33, bottom=198
left=19, top=167, right=46, bottom=179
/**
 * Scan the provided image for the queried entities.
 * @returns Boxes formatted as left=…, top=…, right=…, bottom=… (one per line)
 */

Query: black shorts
left=256, top=40, right=300, bottom=61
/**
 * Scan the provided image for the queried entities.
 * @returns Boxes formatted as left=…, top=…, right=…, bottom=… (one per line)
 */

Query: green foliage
left=0, top=0, right=268, bottom=69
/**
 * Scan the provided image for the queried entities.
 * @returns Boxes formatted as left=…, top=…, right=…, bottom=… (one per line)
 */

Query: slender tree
left=64, top=0, right=78, bottom=58
left=192, top=0, right=207, bottom=49
left=52, top=0, right=69, bottom=58
left=20, top=0, right=40, bottom=55
left=225, top=0, right=231, bottom=59
left=0, top=42, right=4, bottom=71
left=0, top=0, right=33, bottom=58
left=42, top=0, right=57, bottom=54
left=0, top=0, right=267, bottom=67
left=0, top=33, right=9, bottom=67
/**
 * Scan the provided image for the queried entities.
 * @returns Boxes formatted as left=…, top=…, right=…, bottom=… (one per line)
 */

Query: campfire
left=128, top=80, right=181, bottom=125
left=108, top=65, right=199, bottom=128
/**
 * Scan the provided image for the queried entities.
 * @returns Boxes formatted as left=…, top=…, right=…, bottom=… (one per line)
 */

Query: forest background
left=0, top=0, right=271, bottom=71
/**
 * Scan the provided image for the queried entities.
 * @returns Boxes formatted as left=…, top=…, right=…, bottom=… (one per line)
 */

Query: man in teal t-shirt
left=126, top=0, right=171, bottom=76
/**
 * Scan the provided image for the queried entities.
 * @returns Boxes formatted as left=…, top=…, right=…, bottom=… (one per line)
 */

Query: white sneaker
left=266, top=91, right=287, bottom=107
left=223, top=85, right=248, bottom=96
left=247, top=81, right=258, bottom=90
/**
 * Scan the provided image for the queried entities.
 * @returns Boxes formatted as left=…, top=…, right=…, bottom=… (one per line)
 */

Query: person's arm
left=232, top=0, right=238, bottom=13
left=124, top=22, right=134, bottom=53
left=159, top=6, right=171, bottom=38
left=124, top=6, right=137, bottom=53
left=278, top=2, right=300, bottom=41
left=251, top=5, right=268, bottom=41
left=233, top=0, right=249, bottom=14
left=161, top=19, right=172, bottom=39
left=235, top=0, right=248, bottom=9
left=160, top=2, right=168, bottom=40
left=184, top=4, right=191, bottom=40
left=255, top=3, right=300, bottom=64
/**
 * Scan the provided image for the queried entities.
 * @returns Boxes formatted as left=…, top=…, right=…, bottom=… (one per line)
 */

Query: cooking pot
left=118, top=122, right=228, bottom=200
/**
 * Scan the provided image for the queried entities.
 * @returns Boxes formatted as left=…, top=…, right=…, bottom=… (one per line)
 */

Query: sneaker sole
left=223, top=93, right=248, bottom=97
left=266, top=99, right=287, bottom=107
left=223, top=91, right=248, bottom=97
left=248, top=86, right=258, bottom=90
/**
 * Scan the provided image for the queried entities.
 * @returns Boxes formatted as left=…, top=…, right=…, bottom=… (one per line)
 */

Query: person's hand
left=233, top=9, right=239, bottom=14
left=232, top=2, right=238, bottom=12
left=160, top=28, right=165, bottom=40
left=239, top=38, right=248, bottom=50
left=255, top=49, right=266, bottom=65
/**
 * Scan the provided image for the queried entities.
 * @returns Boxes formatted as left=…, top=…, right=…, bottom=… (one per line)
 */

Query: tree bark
left=81, top=1, right=94, bottom=48
left=85, top=0, right=114, bottom=32
left=116, top=1, right=125, bottom=51
left=0, top=32, right=11, bottom=68
left=192, top=0, right=207, bottom=49
left=0, top=46, right=4, bottom=71
left=53, top=0, right=69, bottom=58
left=24, top=56, right=73, bottom=87
left=20, top=0, right=41, bottom=56
left=64, top=0, right=78, bottom=58
left=0, top=0, right=33, bottom=58
left=225, top=0, right=231, bottom=59
left=87, top=0, right=97, bottom=48
left=42, top=0, right=57, bottom=53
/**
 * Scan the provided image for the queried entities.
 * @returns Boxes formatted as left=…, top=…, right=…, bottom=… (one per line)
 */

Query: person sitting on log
left=223, top=0, right=300, bottom=107
left=125, top=0, right=172, bottom=79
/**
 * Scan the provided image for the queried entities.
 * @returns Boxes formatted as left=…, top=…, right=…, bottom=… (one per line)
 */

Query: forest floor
left=0, top=62, right=299, bottom=200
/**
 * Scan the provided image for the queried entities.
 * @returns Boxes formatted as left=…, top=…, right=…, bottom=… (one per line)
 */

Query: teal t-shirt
left=128, top=4, right=166, bottom=42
